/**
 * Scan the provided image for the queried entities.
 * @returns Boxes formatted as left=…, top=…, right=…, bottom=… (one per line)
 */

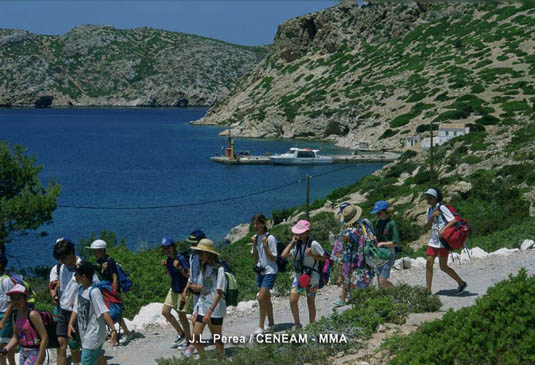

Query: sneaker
left=119, top=332, right=134, bottom=345
left=252, top=327, right=264, bottom=335
left=171, top=334, right=186, bottom=348
left=177, top=342, right=189, bottom=349
left=184, top=345, right=195, bottom=358
left=264, top=324, right=276, bottom=333
left=334, top=299, right=345, bottom=307
left=456, top=282, right=467, bottom=294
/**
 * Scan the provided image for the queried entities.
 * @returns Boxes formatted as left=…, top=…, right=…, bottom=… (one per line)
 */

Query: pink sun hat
left=291, top=220, right=311, bottom=234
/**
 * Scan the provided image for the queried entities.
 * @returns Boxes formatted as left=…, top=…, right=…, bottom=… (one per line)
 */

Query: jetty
left=211, top=130, right=399, bottom=165
left=211, top=152, right=399, bottom=165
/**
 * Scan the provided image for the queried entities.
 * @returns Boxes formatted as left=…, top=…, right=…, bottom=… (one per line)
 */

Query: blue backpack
left=89, top=281, right=123, bottom=322
left=115, top=263, right=132, bottom=293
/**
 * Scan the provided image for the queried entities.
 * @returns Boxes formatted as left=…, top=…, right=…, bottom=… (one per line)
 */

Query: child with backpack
left=160, top=237, right=191, bottom=349
left=424, top=188, right=467, bottom=295
left=190, top=239, right=227, bottom=359
left=68, top=261, right=117, bottom=365
left=281, top=220, right=325, bottom=329
left=0, top=284, right=47, bottom=365
left=55, top=238, right=99, bottom=365
left=371, top=200, right=400, bottom=290
left=333, top=205, right=374, bottom=306
left=180, top=229, right=206, bottom=357
left=251, top=214, right=277, bottom=335
left=88, top=239, right=133, bottom=345
left=0, top=254, right=15, bottom=365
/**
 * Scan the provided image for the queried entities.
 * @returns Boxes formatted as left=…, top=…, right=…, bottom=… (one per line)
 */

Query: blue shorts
left=81, top=346, right=102, bottom=365
left=376, top=255, right=395, bottom=279
left=256, top=274, right=277, bottom=290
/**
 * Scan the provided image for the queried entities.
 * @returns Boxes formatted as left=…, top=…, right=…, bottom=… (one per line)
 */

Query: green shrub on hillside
left=388, top=269, right=535, bottom=365
left=157, top=284, right=440, bottom=365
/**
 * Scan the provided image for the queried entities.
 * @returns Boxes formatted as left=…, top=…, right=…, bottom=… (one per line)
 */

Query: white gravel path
left=101, top=249, right=535, bottom=364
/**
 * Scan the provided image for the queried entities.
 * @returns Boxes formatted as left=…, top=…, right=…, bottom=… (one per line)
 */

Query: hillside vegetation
left=196, top=1, right=535, bottom=151
left=0, top=26, right=268, bottom=107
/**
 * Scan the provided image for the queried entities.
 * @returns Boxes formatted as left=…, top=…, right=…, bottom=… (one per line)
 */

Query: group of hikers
left=0, top=186, right=468, bottom=364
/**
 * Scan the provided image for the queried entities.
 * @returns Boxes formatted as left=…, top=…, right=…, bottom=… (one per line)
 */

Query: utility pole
left=430, top=119, right=434, bottom=183
left=305, top=175, right=310, bottom=220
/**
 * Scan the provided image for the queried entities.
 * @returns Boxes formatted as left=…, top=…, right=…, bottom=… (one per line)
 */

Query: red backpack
left=439, top=203, right=471, bottom=250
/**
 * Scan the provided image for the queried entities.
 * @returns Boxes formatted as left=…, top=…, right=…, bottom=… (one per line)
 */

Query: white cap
left=89, top=239, right=107, bottom=250
left=424, top=188, right=438, bottom=198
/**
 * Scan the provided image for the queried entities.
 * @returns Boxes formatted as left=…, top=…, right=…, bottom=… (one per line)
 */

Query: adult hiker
left=371, top=200, right=400, bottom=289
left=180, top=229, right=206, bottom=358
left=88, top=239, right=133, bottom=345
left=1, top=285, right=47, bottom=365
left=281, top=219, right=325, bottom=328
left=0, top=255, right=15, bottom=365
left=68, top=261, right=117, bottom=365
left=189, top=239, right=227, bottom=359
left=251, top=214, right=277, bottom=335
left=55, top=237, right=99, bottom=365
left=424, top=188, right=467, bottom=294
left=160, top=237, right=190, bottom=349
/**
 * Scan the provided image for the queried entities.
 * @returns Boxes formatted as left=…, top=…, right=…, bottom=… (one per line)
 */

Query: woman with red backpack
left=424, top=187, right=467, bottom=295
left=0, top=284, right=48, bottom=365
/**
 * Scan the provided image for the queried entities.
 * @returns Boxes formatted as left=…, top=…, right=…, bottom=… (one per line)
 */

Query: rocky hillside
left=0, top=26, right=268, bottom=107
left=195, top=1, right=535, bottom=150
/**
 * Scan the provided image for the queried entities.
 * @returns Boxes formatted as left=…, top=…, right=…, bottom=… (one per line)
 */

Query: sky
left=0, top=1, right=340, bottom=46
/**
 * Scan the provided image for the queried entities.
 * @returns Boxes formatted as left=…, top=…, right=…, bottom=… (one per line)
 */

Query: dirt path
left=102, top=249, right=535, bottom=364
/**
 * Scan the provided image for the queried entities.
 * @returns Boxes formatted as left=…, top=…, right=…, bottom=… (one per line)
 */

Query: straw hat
left=191, top=238, right=220, bottom=256
left=341, top=204, right=362, bottom=226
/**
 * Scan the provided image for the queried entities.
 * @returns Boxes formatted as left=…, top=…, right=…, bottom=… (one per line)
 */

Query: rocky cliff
left=194, top=1, right=535, bottom=150
left=0, top=26, right=268, bottom=107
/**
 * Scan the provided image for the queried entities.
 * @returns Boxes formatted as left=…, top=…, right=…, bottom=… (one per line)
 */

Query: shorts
left=57, top=309, right=81, bottom=346
left=256, top=274, right=277, bottom=290
left=426, top=246, right=450, bottom=258
left=376, top=255, right=395, bottom=279
left=20, top=347, right=39, bottom=365
left=290, top=279, right=317, bottom=297
left=195, top=315, right=223, bottom=326
left=81, top=345, right=102, bottom=365
left=164, top=289, right=186, bottom=312
left=0, top=312, right=13, bottom=343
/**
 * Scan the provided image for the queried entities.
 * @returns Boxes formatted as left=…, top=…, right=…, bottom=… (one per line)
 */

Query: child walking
left=190, top=239, right=227, bottom=359
left=424, top=188, right=467, bottom=294
left=1, top=284, right=47, bottom=365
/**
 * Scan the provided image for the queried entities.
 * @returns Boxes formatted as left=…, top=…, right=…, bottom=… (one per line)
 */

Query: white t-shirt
left=0, top=276, right=14, bottom=313
left=49, top=264, right=59, bottom=283
left=73, top=286, right=109, bottom=350
left=427, top=204, right=455, bottom=248
left=59, top=257, right=99, bottom=311
left=254, top=233, right=278, bottom=275
left=197, top=264, right=227, bottom=318
left=289, top=239, right=324, bottom=287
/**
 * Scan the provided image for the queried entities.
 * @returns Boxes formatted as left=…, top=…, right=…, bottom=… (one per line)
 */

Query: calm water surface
left=0, top=108, right=383, bottom=268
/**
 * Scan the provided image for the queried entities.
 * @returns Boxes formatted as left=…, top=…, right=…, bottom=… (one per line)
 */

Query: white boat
left=269, top=148, right=333, bottom=165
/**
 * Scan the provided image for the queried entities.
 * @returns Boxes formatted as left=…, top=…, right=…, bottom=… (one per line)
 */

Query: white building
left=406, top=135, right=419, bottom=148
left=438, top=123, right=470, bottom=144
left=420, top=136, right=440, bottom=151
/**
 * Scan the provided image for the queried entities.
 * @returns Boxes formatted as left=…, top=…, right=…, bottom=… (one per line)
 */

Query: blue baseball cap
left=371, top=200, right=390, bottom=214
left=185, top=230, right=206, bottom=245
left=161, top=237, right=175, bottom=247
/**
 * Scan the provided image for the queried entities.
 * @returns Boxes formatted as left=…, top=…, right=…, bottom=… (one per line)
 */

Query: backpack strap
left=25, top=310, right=43, bottom=347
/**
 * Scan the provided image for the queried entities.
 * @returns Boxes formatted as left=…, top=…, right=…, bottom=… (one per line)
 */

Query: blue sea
left=0, top=108, right=383, bottom=268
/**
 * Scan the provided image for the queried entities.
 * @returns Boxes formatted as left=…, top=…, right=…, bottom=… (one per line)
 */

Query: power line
left=58, top=163, right=368, bottom=210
